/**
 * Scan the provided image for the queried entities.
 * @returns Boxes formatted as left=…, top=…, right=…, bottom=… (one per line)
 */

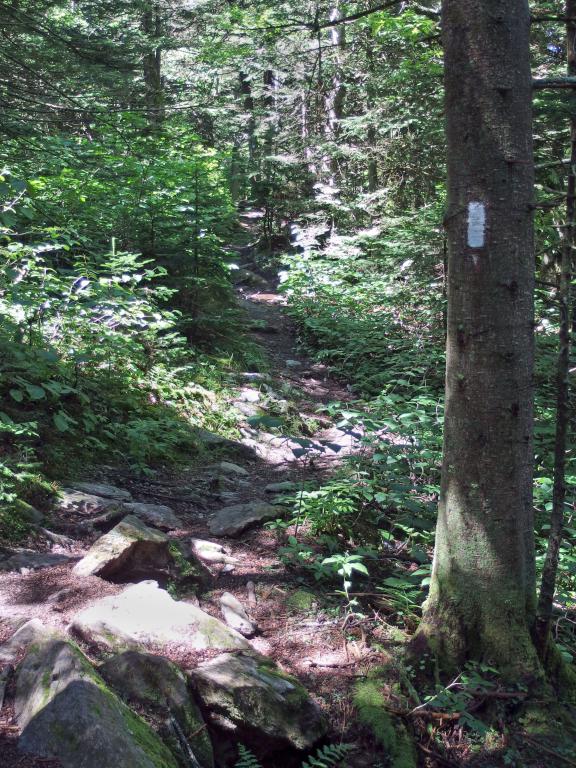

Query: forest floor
left=1, top=215, right=574, bottom=768
left=0, top=215, right=398, bottom=768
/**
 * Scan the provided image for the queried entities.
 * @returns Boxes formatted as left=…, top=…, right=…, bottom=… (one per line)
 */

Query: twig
left=523, top=735, right=576, bottom=767
left=417, top=743, right=461, bottom=767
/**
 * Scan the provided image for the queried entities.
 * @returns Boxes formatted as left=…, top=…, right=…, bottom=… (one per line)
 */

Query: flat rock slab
left=100, top=651, right=214, bottom=768
left=123, top=502, right=183, bottom=531
left=208, top=502, right=279, bottom=537
left=16, top=639, right=178, bottom=768
left=71, top=581, right=251, bottom=653
left=72, top=515, right=170, bottom=580
left=0, top=551, right=72, bottom=573
left=190, top=652, right=327, bottom=756
left=70, top=482, right=132, bottom=501
left=56, top=489, right=124, bottom=516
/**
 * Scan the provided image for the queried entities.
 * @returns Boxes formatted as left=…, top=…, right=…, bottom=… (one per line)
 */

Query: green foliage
left=234, top=743, right=353, bottom=768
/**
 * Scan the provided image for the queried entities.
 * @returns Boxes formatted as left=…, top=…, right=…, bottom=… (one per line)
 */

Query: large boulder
left=72, top=515, right=171, bottom=580
left=123, top=502, right=183, bottom=531
left=15, top=638, right=179, bottom=768
left=190, top=652, right=327, bottom=757
left=208, top=502, right=279, bottom=537
left=71, top=581, right=251, bottom=653
left=100, top=651, right=214, bottom=768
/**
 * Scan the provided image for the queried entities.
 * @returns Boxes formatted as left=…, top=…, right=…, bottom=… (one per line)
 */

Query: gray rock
left=72, top=515, right=171, bottom=580
left=191, top=428, right=257, bottom=460
left=16, top=639, right=178, bottom=768
left=210, top=461, right=249, bottom=477
left=265, top=481, right=298, bottom=494
left=56, top=489, right=124, bottom=516
left=285, top=359, right=302, bottom=368
left=190, top=652, right=327, bottom=756
left=70, top=482, right=132, bottom=501
left=0, top=550, right=72, bottom=573
left=0, top=619, right=61, bottom=664
left=123, top=502, right=183, bottom=531
left=209, top=502, right=279, bottom=537
left=100, top=651, right=214, bottom=768
left=71, top=581, right=251, bottom=653
left=219, top=592, right=257, bottom=637
left=233, top=401, right=261, bottom=418
left=239, top=388, right=260, bottom=403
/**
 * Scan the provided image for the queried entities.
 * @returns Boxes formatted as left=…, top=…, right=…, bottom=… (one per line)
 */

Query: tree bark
left=418, top=0, right=539, bottom=675
left=142, top=3, right=164, bottom=127
left=535, top=0, right=575, bottom=659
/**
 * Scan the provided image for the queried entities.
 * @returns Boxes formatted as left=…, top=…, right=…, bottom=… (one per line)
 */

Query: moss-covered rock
left=15, top=638, right=179, bottom=768
left=190, top=651, right=327, bottom=758
left=286, top=589, right=317, bottom=613
left=353, top=678, right=417, bottom=768
left=100, top=651, right=214, bottom=768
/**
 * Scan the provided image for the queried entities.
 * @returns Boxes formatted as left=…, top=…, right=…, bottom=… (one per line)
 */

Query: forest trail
left=0, top=216, right=389, bottom=768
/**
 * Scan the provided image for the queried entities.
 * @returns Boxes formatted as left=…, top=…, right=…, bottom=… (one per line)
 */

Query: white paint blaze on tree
left=417, top=0, right=539, bottom=675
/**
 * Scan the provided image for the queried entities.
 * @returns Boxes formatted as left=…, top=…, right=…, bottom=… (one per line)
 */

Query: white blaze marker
left=467, top=201, right=486, bottom=248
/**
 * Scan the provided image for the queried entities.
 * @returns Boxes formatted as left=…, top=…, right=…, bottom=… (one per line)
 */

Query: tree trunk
left=142, top=3, right=164, bottom=128
left=418, top=0, right=538, bottom=675
left=535, top=0, right=575, bottom=658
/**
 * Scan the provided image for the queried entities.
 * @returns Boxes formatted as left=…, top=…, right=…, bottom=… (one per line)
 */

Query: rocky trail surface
left=0, top=220, right=397, bottom=768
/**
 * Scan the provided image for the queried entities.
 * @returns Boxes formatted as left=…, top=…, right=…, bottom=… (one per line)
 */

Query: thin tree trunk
left=417, top=0, right=538, bottom=676
left=535, top=0, right=576, bottom=658
left=142, top=3, right=164, bottom=127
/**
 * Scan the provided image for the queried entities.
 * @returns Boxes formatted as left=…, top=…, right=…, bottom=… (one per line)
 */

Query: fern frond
left=301, top=743, right=353, bottom=768
left=234, top=744, right=263, bottom=768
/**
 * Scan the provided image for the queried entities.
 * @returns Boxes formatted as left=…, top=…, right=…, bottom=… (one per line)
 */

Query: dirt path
left=0, top=232, right=386, bottom=767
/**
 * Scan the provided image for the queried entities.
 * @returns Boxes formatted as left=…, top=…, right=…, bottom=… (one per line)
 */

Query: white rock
left=71, top=581, right=251, bottom=653
left=219, top=592, right=257, bottom=637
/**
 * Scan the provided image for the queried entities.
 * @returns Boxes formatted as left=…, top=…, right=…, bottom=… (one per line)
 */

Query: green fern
left=234, top=742, right=353, bottom=768
left=301, top=743, right=353, bottom=768
left=234, top=745, right=262, bottom=768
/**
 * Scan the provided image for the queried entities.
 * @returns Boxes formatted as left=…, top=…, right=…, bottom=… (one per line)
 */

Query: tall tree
left=418, top=0, right=539, bottom=674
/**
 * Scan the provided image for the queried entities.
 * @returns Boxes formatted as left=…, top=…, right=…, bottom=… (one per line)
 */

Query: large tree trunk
left=418, top=0, right=538, bottom=675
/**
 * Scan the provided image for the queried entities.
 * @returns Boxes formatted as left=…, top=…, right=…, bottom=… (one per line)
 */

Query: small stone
left=219, top=592, right=257, bottom=637
left=70, top=482, right=132, bottom=501
left=285, top=359, right=302, bottom=368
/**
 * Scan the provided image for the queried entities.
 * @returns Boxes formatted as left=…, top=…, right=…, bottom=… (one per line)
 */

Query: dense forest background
left=0, top=1, right=575, bottom=766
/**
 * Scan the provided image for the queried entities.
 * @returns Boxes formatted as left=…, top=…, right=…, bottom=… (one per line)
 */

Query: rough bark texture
left=418, top=0, right=538, bottom=674
left=535, top=0, right=575, bottom=656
